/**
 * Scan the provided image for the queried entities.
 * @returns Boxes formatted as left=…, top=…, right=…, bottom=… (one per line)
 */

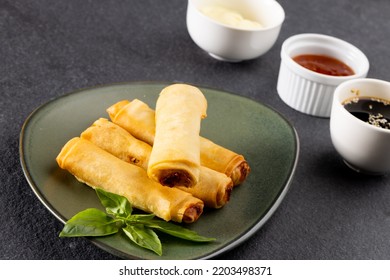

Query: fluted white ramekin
left=277, top=33, right=369, bottom=117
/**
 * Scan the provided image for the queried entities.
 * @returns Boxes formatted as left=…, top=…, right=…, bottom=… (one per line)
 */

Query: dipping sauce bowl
left=186, top=0, right=285, bottom=62
left=277, top=33, right=369, bottom=117
left=330, top=78, right=390, bottom=175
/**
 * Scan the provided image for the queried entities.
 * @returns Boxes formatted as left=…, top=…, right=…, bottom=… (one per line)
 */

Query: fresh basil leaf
left=59, top=189, right=214, bottom=256
left=59, top=208, right=121, bottom=237
left=95, top=188, right=132, bottom=218
left=123, top=224, right=162, bottom=256
left=143, top=219, right=216, bottom=242
left=128, top=213, right=156, bottom=222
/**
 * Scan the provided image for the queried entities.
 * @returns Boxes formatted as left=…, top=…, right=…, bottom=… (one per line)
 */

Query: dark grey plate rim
left=19, top=81, right=300, bottom=259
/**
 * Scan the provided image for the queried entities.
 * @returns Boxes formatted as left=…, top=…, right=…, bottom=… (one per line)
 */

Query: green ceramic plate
left=20, top=82, right=299, bottom=259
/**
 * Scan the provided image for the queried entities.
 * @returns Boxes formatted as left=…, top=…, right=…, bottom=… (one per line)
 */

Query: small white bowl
left=186, top=0, right=285, bottom=62
left=330, top=78, right=390, bottom=175
left=277, top=33, right=369, bottom=117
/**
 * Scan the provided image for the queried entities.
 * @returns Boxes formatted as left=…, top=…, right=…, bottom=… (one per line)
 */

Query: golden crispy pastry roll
left=79, top=120, right=233, bottom=208
left=80, top=118, right=151, bottom=170
left=56, top=137, right=203, bottom=223
left=147, top=84, right=207, bottom=188
left=107, top=99, right=250, bottom=186
left=107, top=99, right=156, bottom=146
left=177, top=166, right=232, bottom=208
left=199, top=138, right=251, bottom=186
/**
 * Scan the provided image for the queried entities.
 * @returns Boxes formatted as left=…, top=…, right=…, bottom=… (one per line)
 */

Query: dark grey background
left=1, top=0, right=389, bottom=259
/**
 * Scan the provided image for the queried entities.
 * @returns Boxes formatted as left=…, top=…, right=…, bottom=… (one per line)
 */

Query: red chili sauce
left=293, top=54, right=355, bottom=76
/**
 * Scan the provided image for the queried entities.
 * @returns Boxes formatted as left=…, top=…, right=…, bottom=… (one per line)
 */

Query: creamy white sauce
left=201, top=6, right=263, bottom=30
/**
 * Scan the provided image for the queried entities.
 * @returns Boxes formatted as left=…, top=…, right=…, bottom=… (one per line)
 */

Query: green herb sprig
left=59, top=188, right=215, bottom=256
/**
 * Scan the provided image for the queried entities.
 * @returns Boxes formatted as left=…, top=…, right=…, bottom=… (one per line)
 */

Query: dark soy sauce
left=343, top=97, right=390, bottom=130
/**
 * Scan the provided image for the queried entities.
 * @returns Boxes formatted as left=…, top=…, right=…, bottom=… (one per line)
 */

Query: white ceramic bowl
left=277, top=33, right=369, bottom=117
left=330, top=78, right=390, bottom=175
left=186, top=0, right=285, bottom=62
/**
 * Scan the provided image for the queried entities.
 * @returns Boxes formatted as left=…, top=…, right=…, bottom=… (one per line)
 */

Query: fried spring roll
left=56, top=137, right=204, bottom=223
left=80, top=118, right=151, bottom=170
left=107, top=99, right=250, bottom=186
left=107, top=99, right=156, bottom=146
left=199, top=138, right=250, bottom=186
left=147, top=84, right=208, bottom=188
left=80, top=119, right=233, bottom=208
left=178, top=166, right=232, bottom=208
